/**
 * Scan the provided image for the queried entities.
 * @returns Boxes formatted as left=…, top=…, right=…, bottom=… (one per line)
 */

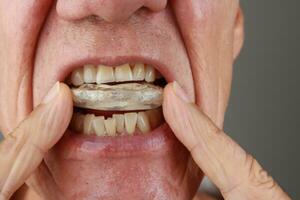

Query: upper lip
left=57, top=55, right=174, bottom=84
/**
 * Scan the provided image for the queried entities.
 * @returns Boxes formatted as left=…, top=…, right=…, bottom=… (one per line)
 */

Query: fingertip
left=162, top=82, right=179, bottom=121
left=58, top=82, right=73, bottom=108
left=56, top=82, right=73, bottom=127
left=163, top=82, right=190, bottom=119
left=163, top=82, right=195, bottom=145
left=32, top=82, right=73, bottom=148
left=58, top=82, right=72, bottom=100
left=163, top=82, right=184, bottom=108
left=163, top=82, right=175, bottom=101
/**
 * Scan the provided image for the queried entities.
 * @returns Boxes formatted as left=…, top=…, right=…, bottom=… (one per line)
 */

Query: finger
left=0, top=82, right=73, bottom=200
left=26, top=161, right=65, bottom=200
left=10, top=162, right=64, bottom=200
left=193, top=192, right=219, bottom=200
left=163, top=82, right=291, bottom=200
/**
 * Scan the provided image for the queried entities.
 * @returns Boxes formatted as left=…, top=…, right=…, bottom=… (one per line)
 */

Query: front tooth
left=97, top=65, right=115, bottom=84
left=104, top=118, right=117, bottom=136
left=71, top=68, right=84, bottom=86
left=92, top=116, right=106, bottom=136
left=124, top=112, right=138, bottom=135
left=132, top=63, right=145, bottom=81
left=115, top=64, right=133, bottom=82
left=145, top=65, right=155, bottom=82
left=145, top=108, right=163, bottom=129
left=83, top=64, right=97, bottom=83
left=137, top=112, right=150, bottom=134
left=83, top=114, right=95, bottom=134
left=113, top=114, right=125, bottom=133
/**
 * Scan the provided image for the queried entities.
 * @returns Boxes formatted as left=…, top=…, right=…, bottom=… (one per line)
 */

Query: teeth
left=83, top=64, right=97, bottom=83
left=69, top=63, right=165, bottom=137
left=124, top=112, right=138, bottom=135
left=113, top=114, right=125, bottom=133
left=83, top=114, right=94, bottom=134
left=137, top=112, right=150, bottom=134
left=71, top=109, right=163, bottom=136
left=104, top=118, right=117, bottom=136
left=92, top=116, right=106, bottom=136
left=71, top=68, right=84, bottom=86
left=71, top=113, right=84, bottom=132
left=145, top=65, right=155, bottom=83
left=115, top=64, right=133, bottom=82
left=145, top=108, right=163, bottom=129
left=97, top=65, right=115, bottom=84
left=72, top=63, right=161, bottom=85
left=132, top=63, right=145, bottom=81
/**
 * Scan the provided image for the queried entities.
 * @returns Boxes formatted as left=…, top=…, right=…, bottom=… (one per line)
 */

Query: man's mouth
left=48, top=61, right=193, bottom=199
left=65, top=63, right=167, bottom=137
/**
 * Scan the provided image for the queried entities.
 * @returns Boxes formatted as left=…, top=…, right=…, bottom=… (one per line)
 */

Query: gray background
left=224, top=0, right=300, bottom=199
left=0, top=0, right=299, bottom=199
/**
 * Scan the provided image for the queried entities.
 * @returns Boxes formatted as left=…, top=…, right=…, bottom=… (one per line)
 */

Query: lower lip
left=52, top=123, right=179, bottom=160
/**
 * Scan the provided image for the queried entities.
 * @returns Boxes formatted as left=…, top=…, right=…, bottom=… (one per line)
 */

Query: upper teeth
left=115, top=64, right=133, bottom=82
left=97, top=65, right=115, bottom=84
left=71, top=63, right=160, bottom=86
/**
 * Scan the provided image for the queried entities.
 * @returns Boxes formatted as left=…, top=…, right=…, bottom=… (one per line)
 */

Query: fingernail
left=172, top=81, right=192, bottom=103
left=42, top=82, right=60, bottom=104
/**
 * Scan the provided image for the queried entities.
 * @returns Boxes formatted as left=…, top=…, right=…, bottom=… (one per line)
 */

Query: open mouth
left=65, top=63, right=167, bottom=137
left=47, top=62, right=192, bottom=199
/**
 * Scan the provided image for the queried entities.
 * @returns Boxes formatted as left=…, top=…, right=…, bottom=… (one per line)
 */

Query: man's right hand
left=0, top=82, right=73, bottom=200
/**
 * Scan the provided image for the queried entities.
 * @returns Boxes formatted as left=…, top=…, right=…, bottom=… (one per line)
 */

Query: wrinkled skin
left=0, top=0, right=244, bottom=199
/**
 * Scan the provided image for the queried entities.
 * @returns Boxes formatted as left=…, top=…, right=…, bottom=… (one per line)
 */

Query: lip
left=52, top=123, right=180, bottom=160
left=56, top=55, right=175, bottom=84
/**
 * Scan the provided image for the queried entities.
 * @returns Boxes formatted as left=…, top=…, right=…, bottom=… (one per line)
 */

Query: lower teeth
left=70, top=108, right=164, bottom=136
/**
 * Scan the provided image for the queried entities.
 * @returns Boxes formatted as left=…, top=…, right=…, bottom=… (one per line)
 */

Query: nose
left=56, top=0, right=167, bottom=22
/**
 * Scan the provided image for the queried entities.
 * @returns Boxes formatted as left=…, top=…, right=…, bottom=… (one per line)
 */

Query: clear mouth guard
left=72, top=82, right=163, bottom=111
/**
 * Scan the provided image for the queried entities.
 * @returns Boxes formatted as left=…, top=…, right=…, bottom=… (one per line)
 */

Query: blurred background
left=222, top=0, right=300, bottom=199
left=0, top=0, right=299, bottom=199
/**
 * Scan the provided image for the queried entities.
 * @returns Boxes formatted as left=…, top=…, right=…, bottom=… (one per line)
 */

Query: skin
left=0, top=0, right=291, bottom=200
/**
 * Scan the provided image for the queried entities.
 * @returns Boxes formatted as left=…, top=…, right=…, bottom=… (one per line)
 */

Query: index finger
left=0, top=83, right=72, bottom=200
left=163, top=82, right=291, bottom=200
